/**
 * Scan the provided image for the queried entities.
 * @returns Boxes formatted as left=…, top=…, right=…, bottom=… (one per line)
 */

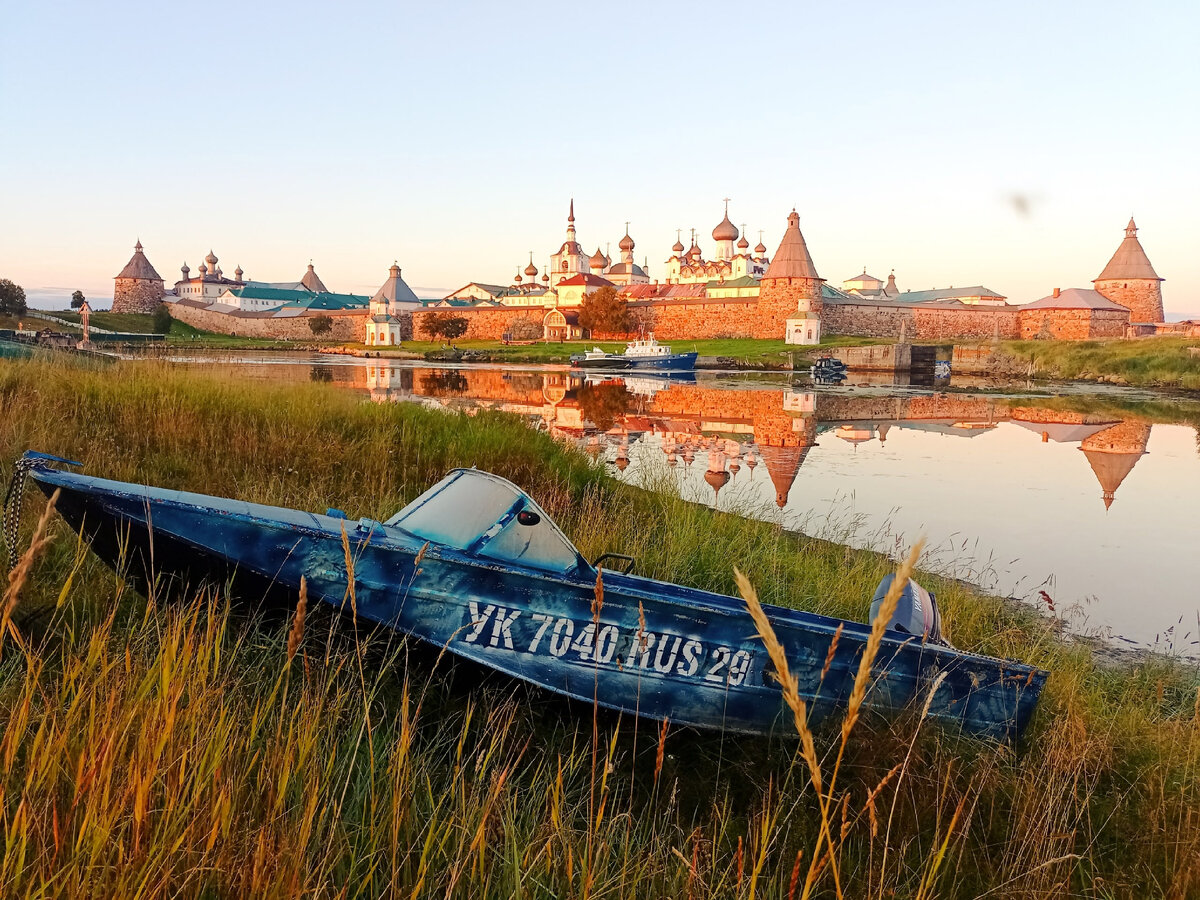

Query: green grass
left=0, top=358, right=1197, bottom=896
left=393, top=335, right=887, bottom=367
left=45, top=308, right=316, bottom=349
left=998, top=337, right=1200, bottom=390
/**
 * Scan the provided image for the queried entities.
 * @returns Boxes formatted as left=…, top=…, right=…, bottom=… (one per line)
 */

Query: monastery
left=116, top=201, right=1177, bottom=345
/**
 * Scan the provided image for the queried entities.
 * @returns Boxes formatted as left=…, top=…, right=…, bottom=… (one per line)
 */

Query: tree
left=422, top=313, right=469, bottom=342
left=0, top=279, right=27, bottom=317
left=308, top=315, right=334, bottom=336
left=70, top=290, right=86, bottom=309
left=151, top=303, right=173, bottom=334
left=577, top=381, right=632, bottom=432
left=577, top=286, right=632, bottom=336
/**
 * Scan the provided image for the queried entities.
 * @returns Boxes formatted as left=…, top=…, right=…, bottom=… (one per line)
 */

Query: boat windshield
left=385, top=470, right=585, bottom=575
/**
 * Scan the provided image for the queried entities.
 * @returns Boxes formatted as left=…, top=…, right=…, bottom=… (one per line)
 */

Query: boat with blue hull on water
left=570, top=334, right=697, bottom=371
left=9, top=451, right=1047, bottom=740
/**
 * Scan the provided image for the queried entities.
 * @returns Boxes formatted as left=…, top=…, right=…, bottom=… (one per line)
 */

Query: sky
left=2, top=0, right=1198, bottom=313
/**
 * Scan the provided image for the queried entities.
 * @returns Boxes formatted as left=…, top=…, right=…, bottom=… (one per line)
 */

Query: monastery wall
left=412, top=307, right=540, bottom=341
left=1016, top=307, right=1127, bottom=340
left=819, top=302, right=1021, bottom=340
left=167, top=301, right=368, bottom=342
left=623, top=298, right=767, bottom=340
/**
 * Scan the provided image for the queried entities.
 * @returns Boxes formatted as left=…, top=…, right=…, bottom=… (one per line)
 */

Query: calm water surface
left=179, top=353, right=1200, bottom=649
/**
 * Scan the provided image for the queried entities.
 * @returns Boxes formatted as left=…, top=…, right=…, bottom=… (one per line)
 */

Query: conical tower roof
left=1081, top=450, right=1144, bottom=510
left=371, top=262, right=420, bottom=307
left=301, top=263, right=328, bottom=293
left=1079, top=421, right=1151, bottom=510
left=764, top=210, right=821, bottom=281
left=115, top=240, right=163, bottom=281
left=757, top=443, right=814, bottom=508
left=1095, top=218, right=1162, bottom=281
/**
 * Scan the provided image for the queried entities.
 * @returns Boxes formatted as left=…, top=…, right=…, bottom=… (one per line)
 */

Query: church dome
left=712, top=214, right=738, bottom=243
left=589, top=248, right=607, bottom=269
left=524, top=261, right=538, bottom=277
left=205, top=250, right=218, bottom=267
left=754, top=240, right=767, bottom=254
left=619, top=231, right=635, bottom=252
left=737, top=234, right=750, bottom=250
left=672, top=238, right=685, bottom=253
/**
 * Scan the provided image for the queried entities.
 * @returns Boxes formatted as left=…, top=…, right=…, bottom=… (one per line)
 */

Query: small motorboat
left=10, top=451, right=1046, bottom=739
left=810, top=356, right=848, bottom=380
left=570, top=334, right=697, bottom=371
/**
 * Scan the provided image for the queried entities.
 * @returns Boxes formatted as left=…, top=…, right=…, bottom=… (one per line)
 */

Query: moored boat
left=570, top=334, right=697, bottom=371
left=10, top=451, right=1047, bottom=739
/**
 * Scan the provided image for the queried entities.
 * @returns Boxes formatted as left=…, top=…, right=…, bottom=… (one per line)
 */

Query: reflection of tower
left=704, top=447, right=730, bottom=502
left=744, top=445, right=758, bottom=477
left=757, top=444, right=813, bottom=509
left=836, top=424, right=875, bottom=450
left=1079, top=421, right=1151, bottom=510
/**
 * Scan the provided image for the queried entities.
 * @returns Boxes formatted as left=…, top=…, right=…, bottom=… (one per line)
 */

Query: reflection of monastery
left=340, top=365, right=1156, bottom=511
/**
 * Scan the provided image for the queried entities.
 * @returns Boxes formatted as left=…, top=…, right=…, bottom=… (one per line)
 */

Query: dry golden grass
left=0, top=357, right=1196, bottom=897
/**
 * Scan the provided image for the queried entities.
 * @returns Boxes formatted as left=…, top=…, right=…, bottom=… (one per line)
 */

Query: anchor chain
left=3, top=458, right=36, bottom=568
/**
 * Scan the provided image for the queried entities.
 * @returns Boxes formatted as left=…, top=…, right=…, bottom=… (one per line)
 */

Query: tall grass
left=0, top=357, right=1197, bottom=897
left=1000, top=337, right=1200, bottom=390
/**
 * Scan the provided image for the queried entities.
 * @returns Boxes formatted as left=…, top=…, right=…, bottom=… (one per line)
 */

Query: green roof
left=281, top=292, right=370, bottom=311
left=706, top=275, right=760, bottom=289
left=229, top=286, right=314, bottom=302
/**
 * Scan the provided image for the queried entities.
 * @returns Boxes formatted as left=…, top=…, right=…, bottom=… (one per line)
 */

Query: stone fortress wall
left=168, top=300, right=368, bottom=342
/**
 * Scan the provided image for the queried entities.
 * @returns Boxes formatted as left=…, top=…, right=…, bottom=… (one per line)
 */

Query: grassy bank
left=387, top=335, right=886, bottom=367
left=998, top=337, right=1200, bottom=390
left=0, top=358, right=1197, bottom=897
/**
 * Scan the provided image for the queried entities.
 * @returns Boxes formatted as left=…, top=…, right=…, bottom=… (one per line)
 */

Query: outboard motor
left=870, top=574, right=950, bottom=647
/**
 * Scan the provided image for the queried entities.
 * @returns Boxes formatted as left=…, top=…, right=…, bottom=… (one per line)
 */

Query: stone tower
left=758, top=209, right=825, bottom=344
left=112, top=240, right=165, bottom=314
left=1093, top=218, right=1164, bottom=324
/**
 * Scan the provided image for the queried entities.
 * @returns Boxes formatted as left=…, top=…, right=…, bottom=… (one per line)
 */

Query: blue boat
left=11, top=451, right=1046, bottom=739
left=570, top=335, right=698, bottom=371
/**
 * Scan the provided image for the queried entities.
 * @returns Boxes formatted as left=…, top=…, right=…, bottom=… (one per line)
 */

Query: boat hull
left=571, top=352, right=698, bottom=371
left=27, top=463, right=1047, bottom=740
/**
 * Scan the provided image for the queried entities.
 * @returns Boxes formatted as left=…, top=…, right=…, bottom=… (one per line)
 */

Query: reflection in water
left=190, top=355, right=1200, bottom=648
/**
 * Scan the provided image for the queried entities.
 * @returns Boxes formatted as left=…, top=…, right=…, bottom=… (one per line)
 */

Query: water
left=178, top=352, right=1200, bottom=649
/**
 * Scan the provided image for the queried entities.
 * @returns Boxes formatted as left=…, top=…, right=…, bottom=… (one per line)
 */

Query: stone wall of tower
left=757, top=277, right=823, bottom=337
left=112, top=278, right=165, bottom=314
left=1093, top=279, right=1164, bottom=324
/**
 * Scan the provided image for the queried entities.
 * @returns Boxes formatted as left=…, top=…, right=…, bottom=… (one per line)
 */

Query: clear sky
left=2, top=0, right=1197, bottom=313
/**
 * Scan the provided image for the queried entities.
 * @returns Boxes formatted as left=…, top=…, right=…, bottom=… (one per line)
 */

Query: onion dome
left=589, top=248, right=607, bottom=269
left=672, top=237, right=685, bottom=253
left=712, top=213, right=739, bottom=243
left=205, top=250, right=218, bottom=267
left=542, top=272, right=549, bottom=283
left=737, top=233, right=750, bottom=250
left=198, top=263, right=208, bottom=276
left=704, top=468, right=730, bottom=493
left=754, top=240, right=767, bottom=254
left=234, top=265, right=244, bottom=281
left=619, top=230, right=635, bottom=252
left=524, top=261, right=538, bottom=277
left=181, top=262, right=190, bottom=278
left=515, top=271, right=523, bottom=284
